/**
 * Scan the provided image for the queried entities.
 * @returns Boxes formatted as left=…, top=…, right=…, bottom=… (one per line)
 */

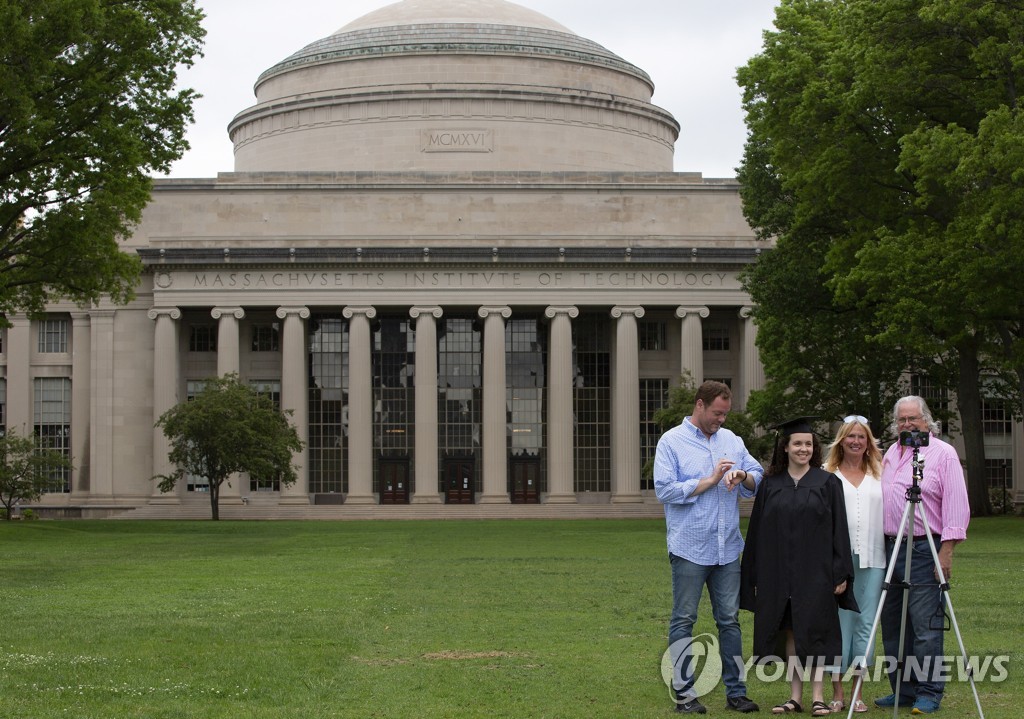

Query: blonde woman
left=824, top=415, right=885, bottom=714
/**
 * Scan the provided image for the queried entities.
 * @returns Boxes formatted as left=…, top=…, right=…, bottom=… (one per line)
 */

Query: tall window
left=0, top=378, right=6, bottom=434
left=910, top=374, right=949, bottom=422
left=189, top=324, right=217, bottom=352
left=507, top=318, right=547, bottom=479
left=251, top=323, right=280, bottom=352
left=250, top=380, right=282, bottom=492
left=38, top=318, right=68, bottom=353
left=34, top=378, right=71, bottom=492
left=308, top=316, right=345, bottom=494
left=640, top=378, right=670, bottom=490
left=373, top=318, right=415, bottom=486
left=638, top=321, right=667, bottom=351
left=573, top=316, right=611, bottom=492
left=982, top=398, right=1012, bottom=435
left=438, top=317, right=482, bottom=490
left=184, top=381, right=210, bottom=492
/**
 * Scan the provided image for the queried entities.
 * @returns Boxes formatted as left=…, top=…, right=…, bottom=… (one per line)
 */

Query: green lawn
left=1, top=517, right=1020, bottom=718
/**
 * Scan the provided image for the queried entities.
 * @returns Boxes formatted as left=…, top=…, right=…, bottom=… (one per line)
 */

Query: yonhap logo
left=660, top=633, right=723, bottom=702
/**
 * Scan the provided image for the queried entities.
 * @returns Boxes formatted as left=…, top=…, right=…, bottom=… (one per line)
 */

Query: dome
left=228, top=0, right=679, bottom=173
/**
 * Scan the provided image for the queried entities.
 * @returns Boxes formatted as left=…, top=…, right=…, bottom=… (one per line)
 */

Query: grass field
left=1, top=516, right=1020, bottom=718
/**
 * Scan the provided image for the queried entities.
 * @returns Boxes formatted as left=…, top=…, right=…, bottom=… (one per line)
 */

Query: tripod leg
left=845, top=500, right=915, bottom=719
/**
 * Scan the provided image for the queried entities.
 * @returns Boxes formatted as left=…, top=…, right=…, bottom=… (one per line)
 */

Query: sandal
left=810, top=700, right=831, bottom=716
left=772, top=699, right=803, bottom=714
left=828, top=699, right=844, bottom=713
left=852, top=699, right=869, bottom=713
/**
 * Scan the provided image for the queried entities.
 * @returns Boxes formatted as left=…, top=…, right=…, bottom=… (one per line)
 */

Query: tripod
left=845, top=444, right=984, bottom=719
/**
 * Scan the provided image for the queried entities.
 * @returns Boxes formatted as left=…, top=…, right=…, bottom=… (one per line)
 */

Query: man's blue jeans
left=669, top=554, right=746, bottom=699
left=880, top=536, right=946, bottom=703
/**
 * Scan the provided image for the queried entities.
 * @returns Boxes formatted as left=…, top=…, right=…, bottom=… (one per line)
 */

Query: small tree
left=0, top=429, right=73, bottom=520
left=155, top=374, right=304, bottom=520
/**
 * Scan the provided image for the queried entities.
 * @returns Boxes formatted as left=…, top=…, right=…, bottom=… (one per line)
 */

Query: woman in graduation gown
left=740, top=418, right=858, bottom=716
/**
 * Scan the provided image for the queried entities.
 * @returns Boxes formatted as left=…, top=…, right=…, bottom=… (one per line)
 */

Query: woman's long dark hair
left=767, top=433, right=822, bottom=476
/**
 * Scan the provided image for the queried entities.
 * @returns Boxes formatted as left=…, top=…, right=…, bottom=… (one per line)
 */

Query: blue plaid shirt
left=654, top=418, right=763, bottom=566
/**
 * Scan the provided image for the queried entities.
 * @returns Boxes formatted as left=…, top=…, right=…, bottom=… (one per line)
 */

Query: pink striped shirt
left=881, top=434, right=970, bottom=542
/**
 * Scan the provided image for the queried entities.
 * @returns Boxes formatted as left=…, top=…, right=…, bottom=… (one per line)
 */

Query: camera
left=899, top=429, right=930, bottom=448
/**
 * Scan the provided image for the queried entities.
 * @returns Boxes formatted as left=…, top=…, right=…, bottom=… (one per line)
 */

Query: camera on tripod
left=899, top=429, right=930, bottom=448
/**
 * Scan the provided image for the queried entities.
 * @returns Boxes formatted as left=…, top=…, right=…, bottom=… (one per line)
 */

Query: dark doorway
left=379, top=459, right=410, bottom=504
left=510, top=458, right=541, bottom=503
left=444, top=458, right=475, bottom=504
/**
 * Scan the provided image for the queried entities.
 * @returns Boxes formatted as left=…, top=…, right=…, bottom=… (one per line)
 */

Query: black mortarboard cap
left=768, top=416, right=819, bottom=437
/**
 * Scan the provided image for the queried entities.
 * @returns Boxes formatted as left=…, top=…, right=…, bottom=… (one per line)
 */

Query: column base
left=611, top=493, right=644, bottom=504
left=544, top=493, right=578, bottom=504
left=345, top=493, right=377, bottom=505
left=478, top=494, right=511, bottom=504
left=411, top=493, right=443, bottom=504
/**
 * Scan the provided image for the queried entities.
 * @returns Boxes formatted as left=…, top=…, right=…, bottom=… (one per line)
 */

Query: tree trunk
left=955, top=338, right=991, bottom=516
left=210, top=480, right=220, bottom=521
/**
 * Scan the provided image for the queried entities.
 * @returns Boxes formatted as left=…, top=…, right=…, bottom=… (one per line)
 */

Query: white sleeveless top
left=836, top=470, right=886, bottom=569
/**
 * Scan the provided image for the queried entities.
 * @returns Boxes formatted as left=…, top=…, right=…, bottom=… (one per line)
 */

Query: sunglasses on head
left=843, top=415, right=869, bottom=425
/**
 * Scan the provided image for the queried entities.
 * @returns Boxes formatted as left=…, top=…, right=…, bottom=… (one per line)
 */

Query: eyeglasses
left=897, top=415, right=922, bottom=426
left=843, top=415, right=869, bottom=425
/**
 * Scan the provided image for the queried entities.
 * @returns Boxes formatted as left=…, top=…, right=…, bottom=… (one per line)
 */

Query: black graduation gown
left=740, top=467, right=858, bottom=665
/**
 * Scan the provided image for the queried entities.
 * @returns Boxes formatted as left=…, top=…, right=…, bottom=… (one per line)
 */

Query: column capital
left=147, top=307, right=181, bottom=321
left=478, top=306, right=511, bottom=320
left=675, top=306, right=710, bottom=319
left=275, top=306, right=311, bottom=320
left=610, top=306, right=645, bottom=319
left=544, top=306, right=579, bottom=320
left=409, top=306, right=443, bottom=319
left=739, top=306, right=755, bottom=320
left=211, top=307, right=245, bottom=320
left=342, top=306, right=377, bottom=320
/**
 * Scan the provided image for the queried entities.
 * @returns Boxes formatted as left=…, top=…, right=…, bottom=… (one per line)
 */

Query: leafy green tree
left=155, top=374, right=304, bottom=520
left=0, top=429, right=73, bottom=520
left=0, top=0, right=205, bottom=317
left=737, top=0, right=1024, bottom=514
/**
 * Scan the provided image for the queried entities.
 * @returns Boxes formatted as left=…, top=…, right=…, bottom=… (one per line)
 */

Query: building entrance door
left=379, top=459, right=410, bottom=504
left=510, top=458, right=540, bottom=503
left=444, top=459, right=475, bottom=504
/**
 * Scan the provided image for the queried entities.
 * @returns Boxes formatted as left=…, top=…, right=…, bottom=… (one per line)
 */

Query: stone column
left=410, top=306, right=443, bottom=503
left=738, top=307, right=766, bottom=411
left=5, top=315, right=31, bottom=434
left=211, top=307, right=245, bottom=502
left=611, top=306, right=644, bottom=503
left=675, top=306, right=709, bottom=387
left=212, top=307, right=245, bottom=377
left=87, top=309, right=115, bottom=501
left=544, top=306, right=578, bottom=503
left=70, top=312, right=91, bottom=498
left=148, top=307, right=181, bottom=503
left=343, top=306, right=376, bottom=504
left=479, top=306, right=512, bottom=504
left=277, top=307, right=310, bottom=505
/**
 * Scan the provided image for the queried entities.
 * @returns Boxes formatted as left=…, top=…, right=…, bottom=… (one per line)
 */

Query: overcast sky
left=160, top=0, right=781, bottom=179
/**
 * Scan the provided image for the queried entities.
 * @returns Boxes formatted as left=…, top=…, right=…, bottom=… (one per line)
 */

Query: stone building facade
left=4, top=0, right=1017, bottom=516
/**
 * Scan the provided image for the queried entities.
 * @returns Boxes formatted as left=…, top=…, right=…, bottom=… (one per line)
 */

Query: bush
left=989, top=486, right=1015, bottom=515
left=20, top=508, right=37, bottom=521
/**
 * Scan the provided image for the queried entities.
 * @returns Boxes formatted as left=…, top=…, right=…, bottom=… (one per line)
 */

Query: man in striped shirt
left=876, top=395, right=970, bottom=715
left=655, top=380, right=763, bottom=714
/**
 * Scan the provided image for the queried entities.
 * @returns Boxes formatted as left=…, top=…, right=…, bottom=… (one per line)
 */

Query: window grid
left=638, top=320, right=666, bottom=351
left=640, top=378, right=670, bottom=490
left=189, top=324, right=217, bottom=352
left=573, top=317, right=611, bottom=492
left=183, top=381, right=209, bottom=491
left=372, top=319, right=415, bottom=491
left=982, top=399, right=1012, bottom=436
left=910, top=374, right=949, bottom=417
left=249, top=380, right=283, bottom=491
left=33, top=377, right=71, bottom=492
left=0, top=378, right=6, bottom=431
left=38, top=318, right=68, bottom=353
left=702, top=326, right=730, bottom=351
left=251, top=323, right=281, bottom=352
left=308, top=316, right=346, bottom=494
left=507, top=318, right=547, bottom=490
left=985, top=458, right=1013, bottom=490
left=438, top=318, right=482, bottom=492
